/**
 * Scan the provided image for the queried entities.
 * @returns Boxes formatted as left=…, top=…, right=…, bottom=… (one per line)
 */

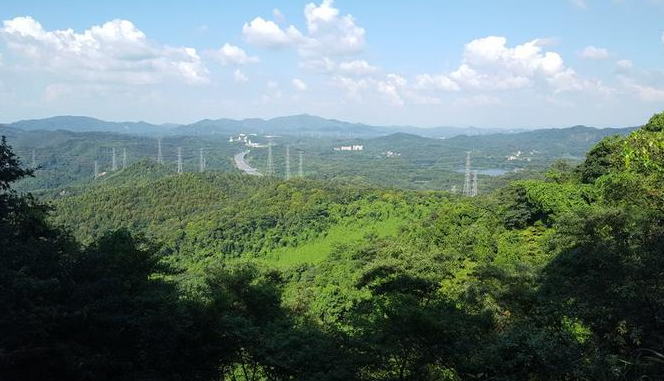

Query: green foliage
left=575, top=135, right=624, bottom=183
left=643, top=111, right=664, bottom=132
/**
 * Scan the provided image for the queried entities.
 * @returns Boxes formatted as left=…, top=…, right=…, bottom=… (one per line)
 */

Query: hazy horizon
left=0, top=113, right=642, bottom=130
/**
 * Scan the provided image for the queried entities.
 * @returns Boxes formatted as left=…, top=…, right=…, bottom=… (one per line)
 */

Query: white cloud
left=243, top=0, right=365, bottom=57
left=262, top=80, right=283, bottom=102
left=209, top=43, right=258, bottom=66
left=233, top=69, right=248, bottom=83
left=272, top=9, right=286, bottom=24
left=414, top=73, right=460, bottom=91
left=338, top=60, right=378, bottom=76
left=447, top=36, right=569, bottom=91
left=622, top=78, right=664, bottom=101
left=0, top=16, right=208, bottom=84
left=330, top=75, right=368, bottom=100
left=580, top=46, right=610, bottom=59
left=300, top=57, right=336, bottom=73
left=242, top=17, right=305, bottom=48
left=321, top=35, right=614, bottom=108
left=300, top=0, right=365, bottom=56
left=375, top=74, right=407, bottom=106
left=292, top=78, right=308, bottom=91
left=616, top=59, right=633, bottom=70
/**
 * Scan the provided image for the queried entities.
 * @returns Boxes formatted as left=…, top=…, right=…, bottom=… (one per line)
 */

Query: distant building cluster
left=506, top=150, right=533, bottom=162
left=334, top=145, right=364, bottom=151
left=229, top=133, right=268, bottom=148
left=383, top=150, right=401, bottom=157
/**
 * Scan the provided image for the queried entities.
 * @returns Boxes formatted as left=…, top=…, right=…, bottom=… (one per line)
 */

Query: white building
left=334, top=145, right=364, bottom=151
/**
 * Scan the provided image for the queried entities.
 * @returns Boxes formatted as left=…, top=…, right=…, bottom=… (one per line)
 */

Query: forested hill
left=369, top=125, right=635, bottom=161
left=1, top=112, right=663, bottom=381
left=50, top=162, right=429, bottom=272
left=6, top=115, right=169, bottom=134
left=6, top=113, right=626, bottom=138
left=4, top=123, right=633, bottom=195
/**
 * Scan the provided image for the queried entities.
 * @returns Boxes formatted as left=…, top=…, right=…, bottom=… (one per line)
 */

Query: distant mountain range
left=2, top=114, right=534, bottom=139
left=2, top=114, right=635, bottom=140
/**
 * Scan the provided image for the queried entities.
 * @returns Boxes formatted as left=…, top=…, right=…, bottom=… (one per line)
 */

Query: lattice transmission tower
left=285, top=146, right=291, bottom=180
left=471, top=170, right=478, bottom=197
left=462, top=152, right=472, bottom=196
left=177, top=147, right=183, bottom=174
left=111, top=148, right=117, bottom=171
left=266, top=143, right=274, bottom=176
left=298, top=151, right=303, bottom=178
left=199, top=148, right=206, bottom=172
left=157, top=138, right=163, bottom=164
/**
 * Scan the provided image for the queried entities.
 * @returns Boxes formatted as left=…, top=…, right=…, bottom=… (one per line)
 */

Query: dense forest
left=1, top=111, right=663, bottom=381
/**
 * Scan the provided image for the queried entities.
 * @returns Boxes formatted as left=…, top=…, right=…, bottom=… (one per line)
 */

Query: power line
left=31, top=149, right=36, bottom=168
left=122, top=148, right=127, bottom=170
left=94, top=160, right=99, bottom=179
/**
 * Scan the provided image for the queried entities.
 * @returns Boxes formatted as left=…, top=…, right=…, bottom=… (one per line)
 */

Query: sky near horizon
left=0, top=0, right=663, bottom=128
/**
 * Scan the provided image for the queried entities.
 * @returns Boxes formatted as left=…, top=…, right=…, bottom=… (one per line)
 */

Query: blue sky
left=0, top=0, right=663, bottom=128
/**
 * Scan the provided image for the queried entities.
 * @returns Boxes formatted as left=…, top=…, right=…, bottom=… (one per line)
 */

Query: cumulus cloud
left=451, top=36, right=569, bottom=90
left=580, top=46, right=610, bottom=59
left=616, top=59, right=633, bottom=71
left=300, top=0, right=365, bottom=56
left=262, top=80, right=283, bottom=102
left=209, top=43, right=258, bottom=65
left=0, top=16, right=208, bottom=84
left=375, top=74, right=407, bottom=106
left=414, top=74, right=460, bottom=91
left=412, top=36, right=607, bottom=94
left=292, top=78, right=308, bottom=91
left=243, top=0, right=365, bottom=56
left=272, top=9, right=286, bottom=24
left=330, top=75, right=368, bottom=100
left=300, top=57, right=336, bottom=73
left=329, top=36, right=614, bottom=107
left=233, top=69, right=248, bottom=83
left=338, top=60, right=378, bottom=76
left=621, top=78, right=664, bottom=101
left=242, top=17, right=305, bottom=48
